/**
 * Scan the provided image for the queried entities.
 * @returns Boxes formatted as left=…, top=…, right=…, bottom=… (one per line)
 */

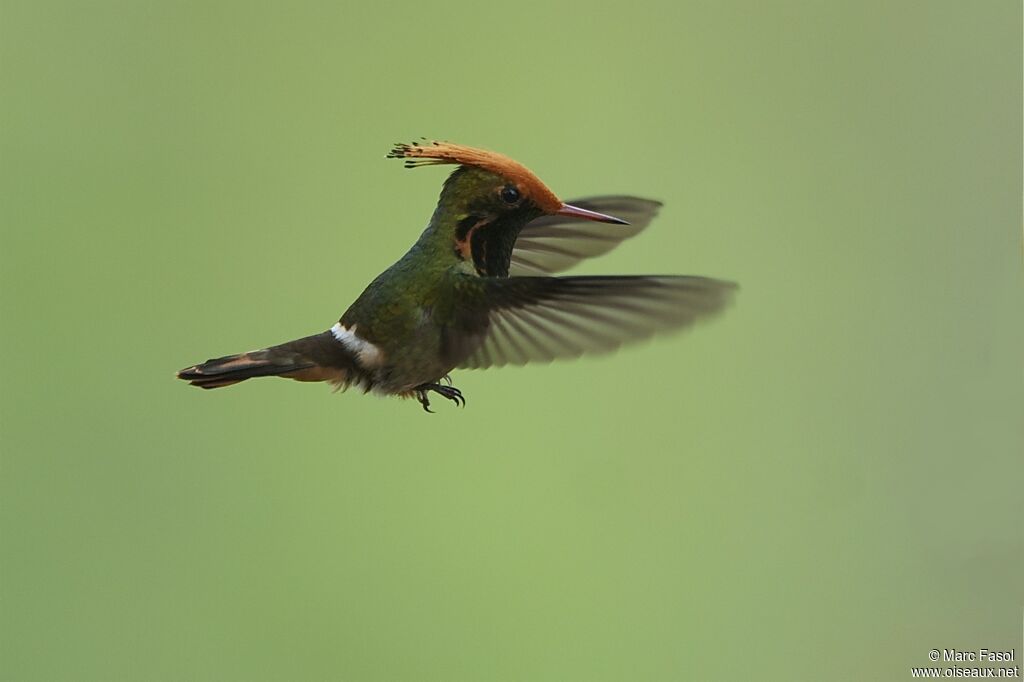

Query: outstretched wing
left=509, top=196, right=662, bottom=276
left=457, top=275, right=736, bottom=369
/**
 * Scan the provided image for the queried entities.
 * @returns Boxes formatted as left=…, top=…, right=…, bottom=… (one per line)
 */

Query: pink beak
left=556, top=203, right=630, bottom=225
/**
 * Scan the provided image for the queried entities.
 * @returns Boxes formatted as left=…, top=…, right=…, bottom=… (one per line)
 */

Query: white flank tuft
left=330, top=322, right=385, bottom=368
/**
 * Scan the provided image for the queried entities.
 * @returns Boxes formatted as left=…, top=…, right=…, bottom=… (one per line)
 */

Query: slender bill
left=556, top=202, right=630, bottom=225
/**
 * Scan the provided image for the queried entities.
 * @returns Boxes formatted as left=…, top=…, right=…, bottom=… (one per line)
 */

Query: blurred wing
left=509, top=196, right=662, bottom=276
left=458, top=275, right=736, bottom=369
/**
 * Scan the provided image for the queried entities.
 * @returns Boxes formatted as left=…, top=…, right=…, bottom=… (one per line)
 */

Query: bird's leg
left=415, top=389, right=435, bottom=413
left=413, top=381, right=466, bottom=411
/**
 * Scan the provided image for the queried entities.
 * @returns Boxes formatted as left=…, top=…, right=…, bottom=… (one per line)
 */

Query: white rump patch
left=330, top=322, right=385, bottom=368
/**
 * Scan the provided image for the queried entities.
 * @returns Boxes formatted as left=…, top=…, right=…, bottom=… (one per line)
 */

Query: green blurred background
left=1, top=1, right=1020, bottom=680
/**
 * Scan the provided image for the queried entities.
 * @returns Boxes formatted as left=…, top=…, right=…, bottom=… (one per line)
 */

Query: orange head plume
left=387, top=140, right=563, bottom=214
left=386, top=139, right=630, bottom=224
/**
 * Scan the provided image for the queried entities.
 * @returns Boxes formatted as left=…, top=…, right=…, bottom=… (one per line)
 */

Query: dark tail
left=177, top=332, right=358, bottom=389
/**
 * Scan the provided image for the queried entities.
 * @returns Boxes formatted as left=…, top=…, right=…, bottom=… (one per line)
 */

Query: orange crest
left=387, top=140, right=562, bottom=213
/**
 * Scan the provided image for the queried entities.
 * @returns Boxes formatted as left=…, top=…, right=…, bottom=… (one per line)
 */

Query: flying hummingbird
left=177, top=141, right=736, bottom=411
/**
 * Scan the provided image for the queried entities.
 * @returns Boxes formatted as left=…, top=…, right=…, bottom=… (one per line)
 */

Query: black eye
left=500, top=185, right=520, bottom=205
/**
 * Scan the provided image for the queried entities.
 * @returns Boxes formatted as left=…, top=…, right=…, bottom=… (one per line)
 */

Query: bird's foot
left=414, top=382, right=466, bottom=412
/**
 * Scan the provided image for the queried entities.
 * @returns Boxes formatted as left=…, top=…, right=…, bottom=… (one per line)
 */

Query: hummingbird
left=177, top=141, right=736, bottom=411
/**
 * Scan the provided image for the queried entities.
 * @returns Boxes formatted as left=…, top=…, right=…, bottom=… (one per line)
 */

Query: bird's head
left=388, top=140, right=627, bottom=276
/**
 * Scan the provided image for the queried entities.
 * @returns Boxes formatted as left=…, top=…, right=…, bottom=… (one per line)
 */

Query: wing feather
left=458, top=275, right=736, bottom=369
left=509, top=196, right=662, bottom=276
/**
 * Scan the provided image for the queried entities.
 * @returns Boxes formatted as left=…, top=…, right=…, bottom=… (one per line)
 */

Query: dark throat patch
left=454, top=214, right=523, bottom=277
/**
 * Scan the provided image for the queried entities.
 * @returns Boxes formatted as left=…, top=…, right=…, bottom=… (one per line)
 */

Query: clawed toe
left=416, top=391, right=435, bottom=413
left=414, top=381, right=466, bottom=412
left=434, top=385, right=465, bottom=407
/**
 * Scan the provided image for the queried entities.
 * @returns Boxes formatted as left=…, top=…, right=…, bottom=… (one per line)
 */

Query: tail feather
left=177, top=350, right=314, bottom=389
left=177, top=332, right=358, bottom=390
